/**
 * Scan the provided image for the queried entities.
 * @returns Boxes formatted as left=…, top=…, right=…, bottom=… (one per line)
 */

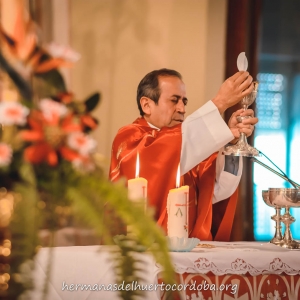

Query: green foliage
left=7, top=163, right=39, bottom=299
left=67, top=173, right=176, bottom=299
left=112, top=235, right=151, bottom=300
left=33, top=69, right=67, bottom=99
left=6, top=160, right=177, bottom=300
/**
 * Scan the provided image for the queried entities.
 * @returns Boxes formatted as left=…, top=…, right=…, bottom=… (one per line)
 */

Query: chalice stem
left=270, top=207, right=283, bottom=244
left=274, top=207, right=283, bottom=241
left=283, top=207, right=294, bottom=243
left=284, top=227, right=293, bottom=242
left=239, top=132, right=248, bottom=144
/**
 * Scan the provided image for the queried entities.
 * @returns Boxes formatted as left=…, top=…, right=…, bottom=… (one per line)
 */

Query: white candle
left=167, top=165, right=189, bottom=238
left=128, top=152, right=147, bottom=210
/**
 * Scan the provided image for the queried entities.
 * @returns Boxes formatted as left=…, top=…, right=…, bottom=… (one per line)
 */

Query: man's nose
left=176, top=100, right=185, bottom=114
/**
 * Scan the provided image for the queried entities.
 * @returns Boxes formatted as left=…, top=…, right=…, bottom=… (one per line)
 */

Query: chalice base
left=222, top=141, right=260, bottom=157
left=270, top=237, right=283, bottom=245
left=279, top=239, right=300, bottom=250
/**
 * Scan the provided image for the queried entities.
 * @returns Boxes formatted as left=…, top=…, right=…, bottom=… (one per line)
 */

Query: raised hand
left=212, top=71, right=254, bottom=114
left=227, top=108, right=258, bottom=144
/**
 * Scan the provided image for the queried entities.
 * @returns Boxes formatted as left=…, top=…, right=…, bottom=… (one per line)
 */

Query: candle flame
left=135, top=152, right=140, bottom=178
left=176, top=164, right=180, bottom=188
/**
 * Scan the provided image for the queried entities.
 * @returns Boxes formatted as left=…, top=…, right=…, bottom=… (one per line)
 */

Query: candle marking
left=167, top=163, right=189, bottom=238
left=175, top=208, right=183, bottom=217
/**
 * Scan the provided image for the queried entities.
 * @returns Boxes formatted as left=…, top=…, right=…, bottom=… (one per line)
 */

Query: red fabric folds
left=109, top=117, right=238, bottom=241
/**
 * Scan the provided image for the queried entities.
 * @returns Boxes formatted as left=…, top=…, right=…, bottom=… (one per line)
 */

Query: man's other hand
left=212, top=71, right=253, bottom=114
left=228, top=109, right=258, bottom=144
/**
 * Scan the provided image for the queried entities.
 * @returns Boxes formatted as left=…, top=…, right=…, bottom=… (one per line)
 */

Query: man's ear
left=140, top=96, right=152, bottom=115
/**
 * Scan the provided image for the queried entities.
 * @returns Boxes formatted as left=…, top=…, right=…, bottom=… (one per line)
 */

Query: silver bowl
left=261, top=188, right=300, bottom=250
left=268, top=188, right=300, bottom=207
left=262, top=190, right=273, bottom=207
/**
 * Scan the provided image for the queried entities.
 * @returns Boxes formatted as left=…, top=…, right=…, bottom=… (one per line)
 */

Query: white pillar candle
left=127, top=152, right=147, bottom=210
left=167, top=165, right=189, bottom=238
left=128, top=177, right=147, bottom=201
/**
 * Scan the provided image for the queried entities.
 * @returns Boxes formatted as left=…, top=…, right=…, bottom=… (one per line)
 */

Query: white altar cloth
left=31, top=245, right=160, bottom=300
left=30, top=242, right=300, bottom=300
left=169, top=241, right=300, bottom=276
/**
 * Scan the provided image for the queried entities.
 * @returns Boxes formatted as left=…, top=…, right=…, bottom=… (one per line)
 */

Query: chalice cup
left=268, top=188, right=300, bottom=250
left=223, top=81, right=260, bottom=157
left=262, top=190, right=283, bottom=245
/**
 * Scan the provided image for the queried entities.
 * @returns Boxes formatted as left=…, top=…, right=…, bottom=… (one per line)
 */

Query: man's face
left=144, top=76, right=188, bottom=129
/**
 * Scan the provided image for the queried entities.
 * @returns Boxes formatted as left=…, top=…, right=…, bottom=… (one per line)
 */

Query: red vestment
left=109, top=117, right=238, bottom=241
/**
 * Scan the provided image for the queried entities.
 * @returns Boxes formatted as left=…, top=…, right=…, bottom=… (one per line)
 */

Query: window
left=253, top=0, right=300, bottom=241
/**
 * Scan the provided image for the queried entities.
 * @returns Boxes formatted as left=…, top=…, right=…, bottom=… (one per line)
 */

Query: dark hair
left=136, top=68, right=182, bottom=116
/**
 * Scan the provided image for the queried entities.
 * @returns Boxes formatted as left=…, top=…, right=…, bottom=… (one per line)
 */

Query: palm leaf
left=0, top=52, right=32, bottom=100
left=84, top=92, right=101, bottom=112
left=33, top=69, right=67, bottom=98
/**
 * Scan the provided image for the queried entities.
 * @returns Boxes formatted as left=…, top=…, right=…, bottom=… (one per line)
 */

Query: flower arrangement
left=0, top=91, right=101, bottom=197
left=0, top=2, right=177, bottom=300
left=1, top=96, right=96, bottom=165
left=0, top=86, right=106, bottom=299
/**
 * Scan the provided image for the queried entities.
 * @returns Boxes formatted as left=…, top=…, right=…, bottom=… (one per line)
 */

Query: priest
left=109, top=69, right=258, bottom=241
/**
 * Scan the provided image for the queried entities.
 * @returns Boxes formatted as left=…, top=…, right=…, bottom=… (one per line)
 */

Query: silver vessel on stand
left=262, top=188, right=300, bottom=249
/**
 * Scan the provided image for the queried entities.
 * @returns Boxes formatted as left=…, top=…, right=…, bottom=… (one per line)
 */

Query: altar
left=31, top=241, right=300, bottom=300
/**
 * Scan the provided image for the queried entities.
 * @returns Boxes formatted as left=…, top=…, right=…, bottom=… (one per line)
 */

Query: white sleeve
left=180, top=100, right=234, bottom=175
left=212, top=150, right=243, bottom=204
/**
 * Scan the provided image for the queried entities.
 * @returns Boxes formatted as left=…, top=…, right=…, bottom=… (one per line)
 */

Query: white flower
left=0, top=101, right=29, bottom=126
left=0, top=143, right=13, bottom=167
left=45, top=42, right=81, bottom=62
left=39, top=98, right=68, bottom=121
left=72, top=157, right=95, bottom=173
left=67, top=132, right=97, bottom=156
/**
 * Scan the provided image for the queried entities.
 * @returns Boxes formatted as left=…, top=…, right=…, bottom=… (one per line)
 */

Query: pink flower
left=45, top=42, right=81, bottom=63
left=39, top=99, right=68, bottom=122
left=67, top=132, right=97, bottom=156
left=0, top=143, right=12, bottom=167
left=0, top=101, right=29, bottom=126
